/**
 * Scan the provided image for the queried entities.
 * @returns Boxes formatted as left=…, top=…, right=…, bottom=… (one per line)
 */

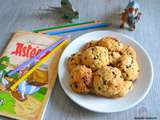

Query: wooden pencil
left=46, top=23, right=111, bottom=35
left=39, top=21, right=102, bottom=34
left=33, top=20, right=96, bottom=33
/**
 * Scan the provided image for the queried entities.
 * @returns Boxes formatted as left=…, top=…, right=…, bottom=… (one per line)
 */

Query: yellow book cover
left=0, top=31, right=68, bottom=120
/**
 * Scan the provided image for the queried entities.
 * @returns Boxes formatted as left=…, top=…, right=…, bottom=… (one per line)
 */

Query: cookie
left=70, top=65, right=92, bottom=94
left=102, top=80, right=133, bottom=97
left=97, top=36, right=124, bottom=52
left=93, top=66, right=124, bottom=97
left=108, top=51, right=121, bottom=65
left=67, top=52, right=82, bottom=72
left=81, top=40, right=98, bottom=51
left=117, top=54, right=139, bottom=81
left=117, top=81, right=133, bottom=97
left=81, top=46, right=109, bottom=71
left=121, top=45, right=136, bottom=59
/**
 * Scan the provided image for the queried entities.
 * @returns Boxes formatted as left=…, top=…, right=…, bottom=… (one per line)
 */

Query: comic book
left=0, top=31, right=68, bottom=120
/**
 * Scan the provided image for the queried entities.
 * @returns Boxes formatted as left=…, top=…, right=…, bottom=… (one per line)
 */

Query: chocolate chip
left=103, top=81, right=107, bottom=85
left=71, top=58, right=74, bottom=61
left=71, top=75, right=73, bottom=79
left=122, top=69, right=125, bottom=72
left=112, top=71, right=117, bottom=78
left=84, top=80, right=87, bottom=84
left=98, top=87, right=101, bottom=90
left=129, top=52, right=132, bottom=55
left=72, top=53, right=76, bottom=56
left=74, top=83, right=78, bottom=88
left=113, top=38, right=118, bottom=42
left=131, top=59, right=134, bottom=64
left=126, top=64, right=131, bottom=68
left=117, top=61, right=121, bottom=64
left=91, top=47, right=95, bottom=51
left=93, top=57, right=96, bottom=60
left=110, top=63, right=114, bottom=67
left=87, top=71, right=90, bottom=74
left=119, top=52, right=123, bottom=55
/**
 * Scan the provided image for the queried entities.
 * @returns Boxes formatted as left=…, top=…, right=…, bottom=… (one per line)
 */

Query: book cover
left=0, top=31, right=68, bottom=120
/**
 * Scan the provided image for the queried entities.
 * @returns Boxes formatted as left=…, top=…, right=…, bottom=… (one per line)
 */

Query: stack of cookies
left=67, top=36, right=140, bottom=98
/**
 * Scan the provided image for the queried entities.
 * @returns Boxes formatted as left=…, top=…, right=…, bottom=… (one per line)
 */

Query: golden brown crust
left=97, top=36, right=124, bottom=52
left=67, top=52, right=82, bottom=72
left=117, top=54, right=139, bottom=81
left=93, top=66, right=125, bottom=98
left=121, top=45, right=137, bottom=59
left=81, top=46, right=109, bottom=71
left=81, top=40, right=98, bottom=51
left=67, top=36, right=139, bottom=98
left=108, top=51, right=121, bottom=65
left=70, top=65, right=93, bottom=94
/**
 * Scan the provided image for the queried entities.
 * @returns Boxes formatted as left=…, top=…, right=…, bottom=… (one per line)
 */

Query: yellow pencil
left=10, top=40, right=68, bottom=91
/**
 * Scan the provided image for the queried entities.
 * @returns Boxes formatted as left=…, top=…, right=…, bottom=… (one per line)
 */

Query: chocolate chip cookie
left=117, top=54, right=139, bottom=81
left=121, top=45, right=137, bottom=59
left=70, top=65, right=92, bottom=94
left=108, top=51, right=121, bottom=65
left=81, top=46, right=109, bottom=71
left=97, top=36, right=124, bottom=52
left=93, top=66, right=124, bottom=97
left=81, top=40, right=98, bottom=51
left=67, top=52, right=82, bottom=72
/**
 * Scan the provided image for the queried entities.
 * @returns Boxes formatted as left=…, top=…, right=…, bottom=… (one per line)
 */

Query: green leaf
left=0, top=56, right=9, bottom=63
left=0, top=65, right=7, bottom=70
left=31, top=87, right=48, bottom=101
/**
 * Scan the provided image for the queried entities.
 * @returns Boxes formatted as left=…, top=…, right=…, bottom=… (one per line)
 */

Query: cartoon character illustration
left=11, top=81, right=40, bottom=101
left=0, top=56, right=11, bottom=91
left=10, top=66, right=41, bottom=101
left=120, top=0, right=141, bottom=31
left=0, top=56, right=43, bottom=101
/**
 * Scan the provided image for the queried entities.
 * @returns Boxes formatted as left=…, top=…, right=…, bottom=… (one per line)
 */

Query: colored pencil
left=46, top=23, right=111, bottom=35
left=39, top=21, right=102, bottom=34
left=33, top=20, right=96, bottom=33
left=8, top=36, right=68, bottom=76
left=10, top=40, right=68, bottom=91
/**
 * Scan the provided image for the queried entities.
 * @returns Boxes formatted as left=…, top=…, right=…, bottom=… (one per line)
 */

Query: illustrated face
left=128, top=8, right=138, bottom=15
left=128, top=8, right=134, bottom=14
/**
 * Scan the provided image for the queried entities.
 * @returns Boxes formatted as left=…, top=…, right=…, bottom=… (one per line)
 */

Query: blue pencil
left=45, top=23, right=111, bottom=35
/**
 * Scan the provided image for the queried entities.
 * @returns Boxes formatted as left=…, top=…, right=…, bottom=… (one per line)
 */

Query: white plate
left=58, top=31, right=153, bottom=113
